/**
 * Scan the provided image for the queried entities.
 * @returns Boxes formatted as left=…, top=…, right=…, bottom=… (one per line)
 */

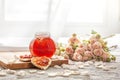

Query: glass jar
left=29, top=32, right=56, bottom=58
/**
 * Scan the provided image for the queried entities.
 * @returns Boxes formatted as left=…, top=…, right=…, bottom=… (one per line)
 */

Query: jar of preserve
left=29, top=32, right=56, bottom=58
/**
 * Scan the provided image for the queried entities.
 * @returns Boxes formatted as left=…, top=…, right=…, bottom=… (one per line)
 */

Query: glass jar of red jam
left=29, top=32, right=56, bottom=58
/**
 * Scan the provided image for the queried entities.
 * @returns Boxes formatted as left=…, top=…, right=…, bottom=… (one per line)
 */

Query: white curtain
left=0, top=0, right=120, bottom=50
left=0, top=0, right=120, bottom=38
left=48, top=0, right=120, bottom=39
left=48, top=0, right=72, bottom=40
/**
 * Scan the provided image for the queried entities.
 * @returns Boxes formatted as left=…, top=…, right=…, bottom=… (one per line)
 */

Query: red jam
left=29, top=32, right=56, bottom=58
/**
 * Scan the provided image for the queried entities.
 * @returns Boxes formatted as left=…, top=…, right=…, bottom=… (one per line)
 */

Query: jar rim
left=35, top=32, right=50, bottom=38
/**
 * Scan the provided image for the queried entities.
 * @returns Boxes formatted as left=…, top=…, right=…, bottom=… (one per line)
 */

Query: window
left=0, top=0, right=119, bottom=51
left=4, top=0, right=106, bottom=23
left=67, top=0, right=106, bottom=23
left=4, top=0, right=49, bottom=21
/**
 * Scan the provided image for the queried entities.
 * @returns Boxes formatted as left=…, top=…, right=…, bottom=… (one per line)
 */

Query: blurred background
left=0, top=0, right=120, bottom=50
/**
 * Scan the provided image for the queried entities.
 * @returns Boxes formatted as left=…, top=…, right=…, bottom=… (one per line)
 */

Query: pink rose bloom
left=87, top=44, right=92, bottom=51
left=68, top=37, right=80, bottom=44
left=84, top=51, right=92, bottom=58
left=79, top=43, right=87, bottom=51
left=92, top=41, right=102, bottom=50
left=93, top=49, right=103, bottom=56
left=89, top=36, right=97, bottom=44
left=83, top=45, right=88, bottom=51
left=82, top=56, right=89, bottom=61
left=66, top=46, right=74, bottom=54
left=75, top=47, right=85, bottom=55
left=63, top=54, right=69, bottom=59
left=72, top=52, right=82, bottom=61
left=101, top=52, right=109, bottom=61
left=79, top=43, right=84, bottom=48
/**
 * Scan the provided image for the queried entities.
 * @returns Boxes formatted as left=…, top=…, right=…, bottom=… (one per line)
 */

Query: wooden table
left=0, top=52, right=68, bottom=69
left=0, top=52, right=119, bottom=80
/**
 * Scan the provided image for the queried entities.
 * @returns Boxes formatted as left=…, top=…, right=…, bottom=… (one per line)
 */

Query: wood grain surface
left=0, top=52, right=68, bottom=69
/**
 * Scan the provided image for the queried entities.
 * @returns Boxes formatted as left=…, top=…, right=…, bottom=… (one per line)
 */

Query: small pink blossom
left=79, top=43, right=84, bottom=48
left=92, top=41, right=102, bottom=50
left=87, top=44, right=92, bottom=51
left=68, top=37, right=80, bottom=44
left=89, top=36, right=97, bottom=44
left=82, top=56, right=89, bottom=61
left=66, top=46, right=74, bottom=54
left=72, top=52, right=82, bottom=61
left=101, top=52, right=109, bottom=61
left=93, top=49, right=103, bottom=56
left=75, top=47, right=85, bottom=55
left=84, top=51, right=92, bottom=58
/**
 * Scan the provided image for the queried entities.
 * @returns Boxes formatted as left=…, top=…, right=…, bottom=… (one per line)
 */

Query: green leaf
left=72, top=44, right=78, bottom=50
left=91, top=30, right=97, bottom=34
left=103, top=47, right=109, bottom=52
left=82, top=40, right=89, bottom=45
left=111, top=55, right=116, bottom=61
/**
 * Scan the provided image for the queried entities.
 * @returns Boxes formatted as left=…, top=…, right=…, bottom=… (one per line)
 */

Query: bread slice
left=31, top=56, right=51, bottom=70
left=20, top=58, right=31, bottom=62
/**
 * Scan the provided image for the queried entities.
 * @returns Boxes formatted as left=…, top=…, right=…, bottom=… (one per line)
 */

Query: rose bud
left=95, top=34, right=101, bottom=39
left=89, top=36, right=97, bottom=44
left=83, top=45, right=88, bottom=51
left=93, top=49, right=103, bottom=56
left=66, top=46, right=74, bottom=54
left=84, top=51, right=92, bottom=59
left=92, top=41, right=102, bottom=50
left=87, top=44, right=92, bottom=51
left=72, top=52, right=82, bottom=61
left=75, top=47, right=85, bottom=56
left=101, top=52, right=110, bottom=62
left=63, top=54, right=69, bottom=59
left=68, top=34, right=80, bottom=44
left=82, top=56, right=89, bottom=61
left=79, top=43, right=84, bottom=48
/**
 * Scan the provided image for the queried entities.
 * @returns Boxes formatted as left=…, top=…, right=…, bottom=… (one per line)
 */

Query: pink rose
left=93, top=49, right=103, bottom=56
left=66, top=46, right=74, bottom=54
left=87, top=44, right=92, bottom=51
left=75, top=47, right=85, bottom=55
left=92, top=41, right=102, bottom=50
left=84, top=51, right=92, bottom=58
left=72, top=52, right=82, bottom=61
left=79, top=43, right=84, bottom=48
left=89, top=36, right=97, bottom=44
left=68, top=37, right=80, bottom=44
left=101, top=52, right=109, bottom=61
left=82, top=56, right=89, bottom=61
